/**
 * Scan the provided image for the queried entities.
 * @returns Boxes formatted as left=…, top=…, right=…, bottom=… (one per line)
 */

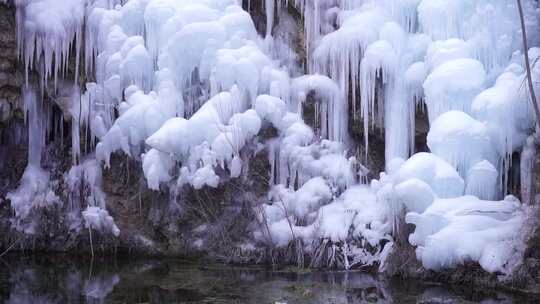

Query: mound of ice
left=142, top=149, right=174, bottom=191
left=427, top=110, right=494, bottom=176
left=254, top=94, right=286, bottom=126
left=145, top=91, right=242, bottom=157
left=423, top=59, right=486, bottom=121
left=188, top=165, right=220, bottom=190
left=406, top=195, right=525, bottom=273
left=268, top=177, right=332, bottom=220
left=395, top=178, right=435, bottom=214
left=66, top=158, right=107, bottom=208
left=6, top=166, right=60, bottom=227
left=472, top=69, right=536, bottom=159
left=393, top=153, right=464, bottom=199
left=82, top=206, right=120, bottom=237
left=465, top=160, right=499, bottom=200
left=425, top=39, right=471, bottom=70
left=95, top=86, right=170, bottom=166
left=333, top=185, right=392, bottom=247
left=259, top=184, right=392, bottom=261
left=404, top=61, right=427, bottom=96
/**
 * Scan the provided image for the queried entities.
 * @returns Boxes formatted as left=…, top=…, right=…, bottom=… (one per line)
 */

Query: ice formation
left=406, top=195, right=524, bottom=273
left=82, top=206, right=120, bottom=237
left=4, top=0, right=540, bottom=274
left=13, top=0, right=87, bottom=87
left=427, top=110, right=494, bottom=177
left=6, top=88, right=60, bottom=234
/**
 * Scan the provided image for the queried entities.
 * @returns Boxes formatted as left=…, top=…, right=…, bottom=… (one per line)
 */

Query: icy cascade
left=5, top=88, right=60, bottom=234
left=66, top=157, right=120, bottom=237
left=259, top=148, right=527, bottom=273
left=310, top=1, right=423, bottom=162
left=78, top=0, right=362, bottom=265
left=11, top=0, right=87, bottom=88
left=4, top=0, right=123, bottom=236
left=24, top=88, right=44, bottom=168
left=79, top=0, right=355, bottom=194
left=5, top=0, right=540, bottom=274
left=9, top=0, right=129, bottom=89
left=308, top=0, right=539, bottom=176
left=291, top=0, right=539, bottom=272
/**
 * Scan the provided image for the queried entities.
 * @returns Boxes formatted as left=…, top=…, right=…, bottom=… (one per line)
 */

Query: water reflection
left=0, top=255, right=535, bottom=303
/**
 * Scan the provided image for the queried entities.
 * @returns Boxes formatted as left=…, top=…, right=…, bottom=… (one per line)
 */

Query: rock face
left=0, top=2, right=22, bottom=125
left=514, top=139, right=540, bottom=291
left=532, top=140, right=540, bottom=205
left=0, top=2, right=25, bottom=207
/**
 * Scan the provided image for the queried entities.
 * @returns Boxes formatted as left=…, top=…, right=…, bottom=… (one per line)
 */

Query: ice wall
left=4, top=0, right=540, bottom=273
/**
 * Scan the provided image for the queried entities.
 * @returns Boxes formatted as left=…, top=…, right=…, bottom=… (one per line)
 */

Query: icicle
left=385, top=83, right=413, bottom=166
left=265, top=0, right=275, bottom=40
left=24, top=88, right=45, bottom=167
left=465, top=160, right=499, bottom=200
left=14, top=0, right=86, bottom=88
left=291, top=75, right=346, bottom=142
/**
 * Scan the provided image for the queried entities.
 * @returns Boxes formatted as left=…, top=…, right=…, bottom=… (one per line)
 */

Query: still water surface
left=0, top=255, right=535, bottom=303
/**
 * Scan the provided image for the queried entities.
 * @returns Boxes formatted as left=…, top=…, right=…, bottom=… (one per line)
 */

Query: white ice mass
left=5, top=0, right=540, bottom=274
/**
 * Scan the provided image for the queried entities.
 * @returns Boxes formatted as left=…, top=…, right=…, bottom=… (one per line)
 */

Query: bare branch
left=517, top=0, right=540, bottom=127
